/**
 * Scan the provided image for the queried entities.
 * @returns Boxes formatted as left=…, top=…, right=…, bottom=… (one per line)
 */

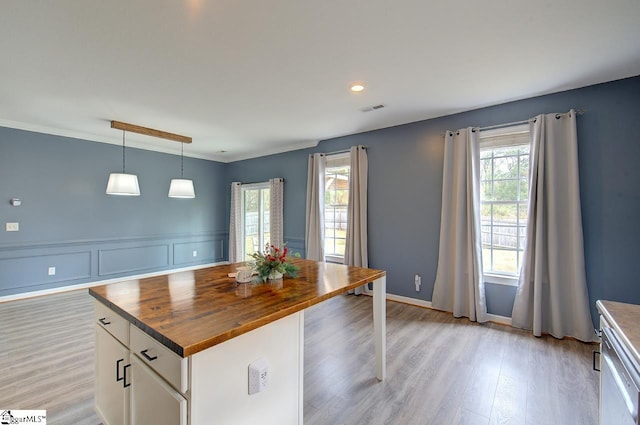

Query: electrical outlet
left=6, top=222, right=19, bottom=232
left=248, top=358, right=269, bottom=395
left=192, top=250, right=198, bottom=257
left=414, top=274, right=421, bottom=292
left=48, top=267, right=56, bottom=276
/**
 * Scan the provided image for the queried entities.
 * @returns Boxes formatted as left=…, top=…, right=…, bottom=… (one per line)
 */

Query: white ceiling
left=1, top=0, right=639, bottom=162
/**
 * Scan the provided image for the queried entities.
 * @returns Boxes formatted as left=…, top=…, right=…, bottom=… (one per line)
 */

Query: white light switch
left=6, top=222, right=19, bottom=232
left=192, top=250, right=198, bottom=257
left=48, top=267, right=56, bottom=276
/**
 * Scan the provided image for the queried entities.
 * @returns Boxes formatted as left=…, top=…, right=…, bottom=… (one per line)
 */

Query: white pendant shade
left=106, top=173, right=140, bottom=196
left=168, top=178, right=195, bottom=198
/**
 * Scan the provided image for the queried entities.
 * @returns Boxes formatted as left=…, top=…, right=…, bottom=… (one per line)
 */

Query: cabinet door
left=96, top=326, right=129, bottom=425
left=130, top=355, right=187, bottom=425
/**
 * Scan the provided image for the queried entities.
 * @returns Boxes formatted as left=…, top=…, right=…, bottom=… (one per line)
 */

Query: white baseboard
left=0, top=261, right=228, bottom=303
left=384, top=293, right=512, bottom=326
left=486, top=313, right=512, bottom=326
left=385, top=293, right=433, bottom=309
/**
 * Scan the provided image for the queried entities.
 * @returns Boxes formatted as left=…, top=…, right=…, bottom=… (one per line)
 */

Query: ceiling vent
left=361, top=104, right=386, bottom=112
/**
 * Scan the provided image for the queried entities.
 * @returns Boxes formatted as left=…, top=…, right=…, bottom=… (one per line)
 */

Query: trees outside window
left=324, top=153, right=350, bottom=261
left=479, top=125, right=530, bottom=279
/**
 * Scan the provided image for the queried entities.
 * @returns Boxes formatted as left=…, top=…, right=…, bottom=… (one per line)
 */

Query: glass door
left=242, top=184, right=270, bottom=261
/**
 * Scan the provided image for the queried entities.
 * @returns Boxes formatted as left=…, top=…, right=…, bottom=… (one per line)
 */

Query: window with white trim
left=324, top=152, right=350, bottom=262
left=241, top=182, right=270, bottom=261
left=479, top=124, right=530, bottom=283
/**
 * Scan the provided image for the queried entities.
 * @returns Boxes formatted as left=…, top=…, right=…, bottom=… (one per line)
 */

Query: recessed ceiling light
left=350, top=82, right=365, bottom=93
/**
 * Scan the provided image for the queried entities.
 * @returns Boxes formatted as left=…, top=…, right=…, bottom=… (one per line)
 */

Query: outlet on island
left=248, top=358, right=269, bottom=395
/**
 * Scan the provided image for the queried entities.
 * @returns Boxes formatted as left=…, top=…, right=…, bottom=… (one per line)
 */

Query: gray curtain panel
left=432, top=128, right=488, bottom=323
left=228, top=182, right=242, bottom=263
left=345, top=145, right=369, bottom=295
left=269, top=178, right=284, bottom=249
left=305, top=153, right=326, bottom=261
left=511, top=110, right=596, bottom=342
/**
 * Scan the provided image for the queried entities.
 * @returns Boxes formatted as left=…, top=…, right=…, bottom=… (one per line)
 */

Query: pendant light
left=106, top=130, right=140, bottom=196
left=168, top=141, right=195, bottom=198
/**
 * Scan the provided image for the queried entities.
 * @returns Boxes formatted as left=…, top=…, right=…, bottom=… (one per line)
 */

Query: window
left=324, top=153, right=350, bottom=262
left=241, top=183, right=270, bottom=261
left=479, top=124, right=530, bottom=283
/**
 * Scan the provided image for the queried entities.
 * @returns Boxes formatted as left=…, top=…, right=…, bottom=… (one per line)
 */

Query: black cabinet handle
left=123, top=364, right=131, bottom=388
left=98, top=317, right=111, bottom=325
left=116, top=358, right=125, bottom=381
left=592, top=350, right=600, bottom=372
left=140, top=349, right=158, bottom=361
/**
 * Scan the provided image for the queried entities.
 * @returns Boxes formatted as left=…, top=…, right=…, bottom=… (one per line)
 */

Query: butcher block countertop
left=89, top=258, right=385, bottom=358
left=596, top=300, right=640, bottom=365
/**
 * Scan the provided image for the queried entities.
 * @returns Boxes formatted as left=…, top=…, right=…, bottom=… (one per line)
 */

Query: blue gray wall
left=227, top=76, right=640, bottom=322
left=0, top=128, right=227, bottom=296
left=2, top=76, right=639, bottom=324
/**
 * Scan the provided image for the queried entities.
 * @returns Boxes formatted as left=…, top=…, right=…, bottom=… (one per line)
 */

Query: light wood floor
left=0, top=290, right=99, bottom=425
left=0, top=290, right=599, bottom=425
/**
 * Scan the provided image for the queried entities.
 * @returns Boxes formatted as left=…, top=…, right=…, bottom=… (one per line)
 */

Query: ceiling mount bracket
left=110, top=120, right=192, bottom=144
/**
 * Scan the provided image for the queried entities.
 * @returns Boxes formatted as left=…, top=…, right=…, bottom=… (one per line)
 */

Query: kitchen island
left=89, top=259, right=386, bottom=425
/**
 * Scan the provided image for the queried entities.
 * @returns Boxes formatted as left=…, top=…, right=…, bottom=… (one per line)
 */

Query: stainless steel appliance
left=600, top=325, right=640, bottom=424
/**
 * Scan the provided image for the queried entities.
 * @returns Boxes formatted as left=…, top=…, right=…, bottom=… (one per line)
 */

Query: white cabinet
left=130, top=356, right=188, bottom=425
left=129, top=324, right=189, bottom=394
left=95, top=326, right=129, bottom=425
left=95, top=302, right=187, bottom=425
left=95, top=300, right=304, bottom=425
left=95, top=301, right=129, bottom=346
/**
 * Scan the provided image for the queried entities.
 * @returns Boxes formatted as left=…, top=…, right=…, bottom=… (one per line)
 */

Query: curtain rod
left=477, top=119, right=530, bottom=132
left=312, top=145, right=368, bottom=157
left=443, top=109, right=586, bottom=136
left=232, top=178, right=284, bottom=186
left=477, top=109, right=585, bottom=132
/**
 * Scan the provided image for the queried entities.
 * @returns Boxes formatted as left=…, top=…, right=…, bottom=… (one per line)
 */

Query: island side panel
left=298, top=310, right=304, bottom=425
left=373, top=275, right=386, bottom=381
left=190, top=311, right=303, bottom=425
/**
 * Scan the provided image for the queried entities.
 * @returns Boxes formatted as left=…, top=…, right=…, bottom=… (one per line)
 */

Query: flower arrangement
left=250, top=243, right=300, bottom=282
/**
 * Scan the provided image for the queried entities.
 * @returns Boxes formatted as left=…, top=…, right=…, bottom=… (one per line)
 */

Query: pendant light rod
left=122, top=130, right=126, bottom=173
left=111, top=120, right=192, bottom=144
left=180, top=142, right=184, bottom=177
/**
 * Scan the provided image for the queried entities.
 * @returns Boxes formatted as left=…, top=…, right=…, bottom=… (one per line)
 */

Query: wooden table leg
left=373, top=275, right=386, bottom=381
